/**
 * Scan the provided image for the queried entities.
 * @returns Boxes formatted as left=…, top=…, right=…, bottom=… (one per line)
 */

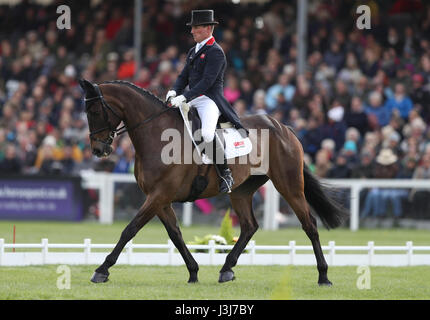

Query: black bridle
left=85, top=84, right=175, bottom=146
left=85, top=84, right=123, bottom=145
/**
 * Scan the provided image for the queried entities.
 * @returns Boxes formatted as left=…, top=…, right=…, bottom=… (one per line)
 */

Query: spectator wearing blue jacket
left=264, top=73, right=295, bottom=112
left=365, top=91, right=392, bottom=128
left=384, top=83, right=414, bottom=120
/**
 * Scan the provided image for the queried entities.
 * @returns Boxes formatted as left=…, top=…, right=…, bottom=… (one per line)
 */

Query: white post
left=249, top=240, right=256, bottom=265
left=98, top=173, right=108, bottom=224
left=406, top=241, right=413, bottom=266
left=263, top=182, right=271, bottom=230
left=99, top=173, right=115, bottom=224
left=368, top=241, right=374, bottom=266
left=208, top=240, right=215, bottom=265
left=84, top=238, right=91, bottom=264
left=127, top=239, right=133, bottom=265
left=182, top=202, right=193, bottom=227
left=350, top=184, right=360, bottom=231
left=289, top=240, right=296, bottom=265
left=41, top=238, right=48, bottom=265
left=328, top=241, right=335, bottom=266
left=0, top=239, right=4, bottom=266
left=273, top=188, right=280, bottom=230
left=106, top=174, right=115, bottom=224
left=168, top=240, right=174, bottom=266
left=263, top=181, right=279, bottom=230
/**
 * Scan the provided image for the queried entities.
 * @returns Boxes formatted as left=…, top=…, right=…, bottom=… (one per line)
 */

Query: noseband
left=85, top=84, right=124, bottom=146
left=85, top=84, right=175, bottom=146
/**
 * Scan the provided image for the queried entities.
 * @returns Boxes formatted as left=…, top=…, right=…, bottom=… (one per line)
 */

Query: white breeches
left=189, top=95, right=221, bottom=143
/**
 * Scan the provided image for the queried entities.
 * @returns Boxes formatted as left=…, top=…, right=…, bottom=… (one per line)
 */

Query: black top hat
left=186, top=10, right=219, bottom=26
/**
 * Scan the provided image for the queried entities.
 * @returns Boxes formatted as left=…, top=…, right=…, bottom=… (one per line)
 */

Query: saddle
left=179, top=103, right=252, bottom=164
left=188, top=107, right=231, bottom=140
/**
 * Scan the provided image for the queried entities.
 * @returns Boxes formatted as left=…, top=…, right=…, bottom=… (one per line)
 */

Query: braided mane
left=102, top=80, right=167, bottom=109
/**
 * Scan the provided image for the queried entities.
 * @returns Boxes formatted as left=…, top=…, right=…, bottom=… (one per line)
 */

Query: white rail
left=81, top=171, right=193, bottom=225
left=326, top=179, right=430, bottom=232
left=1, top=238, right=429, bottom=267
left=262, top=179, right=430, bottom=231
left=79, top=172, right=430, bottom=231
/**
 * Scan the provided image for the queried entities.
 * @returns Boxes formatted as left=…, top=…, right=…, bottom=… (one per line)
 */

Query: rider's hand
left=170, top=95, right=186, bottom=108
left=166, top=90, right=176, bottom=105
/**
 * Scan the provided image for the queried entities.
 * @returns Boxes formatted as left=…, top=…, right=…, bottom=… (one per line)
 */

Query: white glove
left=170, top=95, right=186, bottom=107
left=166, top=90, right=176, bottom=102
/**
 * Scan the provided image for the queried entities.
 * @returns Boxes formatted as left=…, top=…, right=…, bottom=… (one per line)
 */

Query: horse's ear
left=79, top=79, right=97, bottom=96
left=78, top=79, right=87, bottom=90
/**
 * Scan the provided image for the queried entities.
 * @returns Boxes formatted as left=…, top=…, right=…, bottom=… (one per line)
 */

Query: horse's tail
left=303, top=164, right=348, bottom=229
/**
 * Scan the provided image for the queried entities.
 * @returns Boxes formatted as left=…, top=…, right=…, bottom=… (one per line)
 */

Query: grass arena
left=0, top=221, right=429, bottom=300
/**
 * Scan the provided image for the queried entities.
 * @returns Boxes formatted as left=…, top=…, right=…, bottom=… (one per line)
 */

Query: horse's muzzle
left=92, top=144, right=113, bottom=158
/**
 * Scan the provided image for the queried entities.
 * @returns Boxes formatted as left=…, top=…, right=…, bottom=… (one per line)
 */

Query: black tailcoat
left=173, top=36, right=248, bottom=135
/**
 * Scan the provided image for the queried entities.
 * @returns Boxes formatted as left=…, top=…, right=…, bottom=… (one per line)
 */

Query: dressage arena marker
left=0, top=239, right=429, bottom=267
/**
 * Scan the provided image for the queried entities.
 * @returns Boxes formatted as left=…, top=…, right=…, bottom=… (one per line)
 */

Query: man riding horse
left=167, top=10, right=247, bottom=194
left=81, top=9, right=346, bottom=286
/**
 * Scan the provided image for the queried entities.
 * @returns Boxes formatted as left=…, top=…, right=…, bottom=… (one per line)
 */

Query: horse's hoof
left=188, top=274, right=198, bottom=283
left=91, top=272, right=109, bottom=283
left=219, top=271, right=235, bottom=283
left=318, top=280, right=332, bottom=287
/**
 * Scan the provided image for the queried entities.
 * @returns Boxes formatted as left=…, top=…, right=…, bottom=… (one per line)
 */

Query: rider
left=167, top=10, right=247, bottom=193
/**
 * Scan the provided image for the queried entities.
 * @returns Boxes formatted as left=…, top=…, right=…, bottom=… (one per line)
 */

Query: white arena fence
left=80, top=171, right=430, bottom=231
left=1, top=238, right=429, bottom=267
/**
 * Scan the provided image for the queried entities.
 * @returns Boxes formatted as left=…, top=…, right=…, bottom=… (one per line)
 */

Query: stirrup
left=219, top=168, right=233, bottom=194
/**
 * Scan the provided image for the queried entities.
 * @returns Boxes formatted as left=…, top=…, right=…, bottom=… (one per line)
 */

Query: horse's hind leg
left=158, top=205, right=199, bottom=283
left=270, top=172, right=332, bottom=286
left=91, top=196, right=158, bottom=283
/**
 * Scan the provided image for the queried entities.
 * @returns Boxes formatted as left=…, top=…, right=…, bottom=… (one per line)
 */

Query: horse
left=79, top=79, right=347, bottom=286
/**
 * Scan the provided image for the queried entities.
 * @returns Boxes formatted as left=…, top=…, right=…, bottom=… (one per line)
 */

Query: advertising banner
left=0, top=176, right=83, bottom=221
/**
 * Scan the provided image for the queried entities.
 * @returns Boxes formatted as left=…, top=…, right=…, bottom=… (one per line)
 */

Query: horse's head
left=79, top=79, right=123, bottom=158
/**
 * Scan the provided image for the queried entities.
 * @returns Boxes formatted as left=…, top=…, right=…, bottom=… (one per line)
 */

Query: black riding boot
left=205, top=137, right=234, bottom=194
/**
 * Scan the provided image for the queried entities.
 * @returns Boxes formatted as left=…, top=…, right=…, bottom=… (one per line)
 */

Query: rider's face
left=191, top=25, right=212, bottom=43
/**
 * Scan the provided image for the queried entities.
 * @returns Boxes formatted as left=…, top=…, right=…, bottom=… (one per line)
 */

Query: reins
left=115, top=105, right=174, bottom=136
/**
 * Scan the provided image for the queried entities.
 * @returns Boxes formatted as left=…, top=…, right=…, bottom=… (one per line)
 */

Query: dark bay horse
left=79, top=79, right=347, bottom=286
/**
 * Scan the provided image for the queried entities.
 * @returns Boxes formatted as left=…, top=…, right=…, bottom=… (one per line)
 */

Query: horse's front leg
left=91, top=196, right=159, bottom=283
left=158, top=205, right=199, bottom=283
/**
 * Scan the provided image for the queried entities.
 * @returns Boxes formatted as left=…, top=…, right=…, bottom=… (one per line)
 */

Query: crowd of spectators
left=1, top=0, right=430, bottom=219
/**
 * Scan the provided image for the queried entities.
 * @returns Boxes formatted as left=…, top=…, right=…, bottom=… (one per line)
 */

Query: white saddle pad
left=178, top=102, right=252, bottom=164
left=201, top=128, right=252, bottom=164
left=221, top=127, right=252, bottom=159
